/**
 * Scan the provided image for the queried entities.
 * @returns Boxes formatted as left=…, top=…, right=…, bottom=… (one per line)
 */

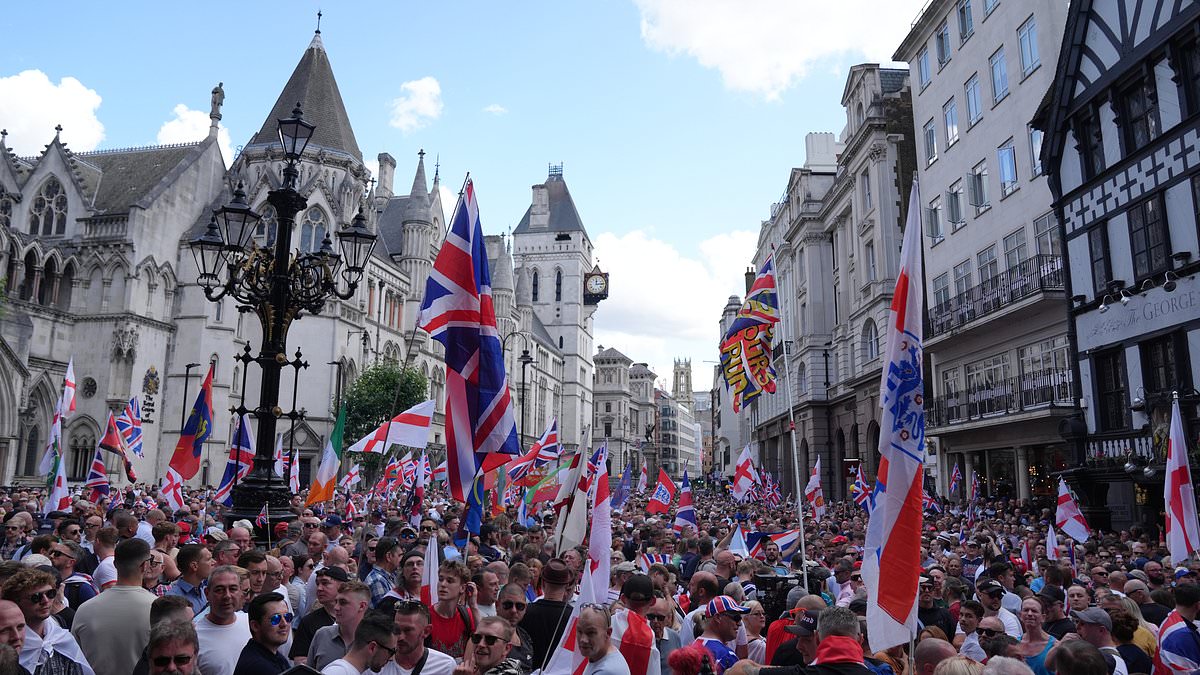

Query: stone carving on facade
left=111, top=322, right=138, bottom=361
left=868, top=143, right=888, bottom=163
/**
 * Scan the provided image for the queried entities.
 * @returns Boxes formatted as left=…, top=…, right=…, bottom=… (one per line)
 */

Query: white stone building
left=895, top=0, right=1071, bottom=502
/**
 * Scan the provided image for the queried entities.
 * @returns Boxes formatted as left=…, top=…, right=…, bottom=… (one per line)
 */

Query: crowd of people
left=0, top=479, right=1190, bottom=675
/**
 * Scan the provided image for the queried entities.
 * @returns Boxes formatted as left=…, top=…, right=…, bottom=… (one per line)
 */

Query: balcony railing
left=930, top=255, right=1064, bottom=337
left=927, top=368, right=1072, bottom=428
left=1086, top=430, right=1155, bottom=459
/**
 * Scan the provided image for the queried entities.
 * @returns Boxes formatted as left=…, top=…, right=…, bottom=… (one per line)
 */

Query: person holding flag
left=731, top=445, right=760, bottom=502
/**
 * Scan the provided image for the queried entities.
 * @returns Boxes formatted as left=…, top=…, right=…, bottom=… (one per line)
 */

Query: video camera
left=754, top=561, right=829, bottom=624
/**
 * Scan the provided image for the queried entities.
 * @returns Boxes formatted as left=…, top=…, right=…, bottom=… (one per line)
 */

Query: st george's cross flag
left=731, top=444, right=760, bottom=501
left=805, top=457, right=826, bottom=520
left=339, top=463, right=361, bottom=490
left=420, top=533, right=440, bottom=606
left=418, top=178, right=521, bottom=520
left=346, top=400, right=435, bottom=455
left=646, top=469, right=677, bottom=515
left=672, top=471, right=697, bottom=535
left=62, top=358, right=77, bottom=417
left=214, top=414, right=255, bottom=507
left=1165, top=394, right=1200, bottom=563
left=273, top=433, right=286, bottom=478
left=1055, top=478, right=1091, bottom=543
left=862, top=182, right=926, bottom=652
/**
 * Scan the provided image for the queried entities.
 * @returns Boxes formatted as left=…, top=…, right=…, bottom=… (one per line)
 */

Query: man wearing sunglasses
left=916, top=574, right=955, bottom=640
left=320, top=610, right=396, bottom=675
left=380, top=600, right=456, bottom=675
left=3, top=567, right=92, bottom=675
left=234, top=592, right=292, bottom=675
left=496, top=583, right=534, bottom=672
left=147, top=620, right=199, bottom=675
left=459, top=616, right=521, bottom=675
left=697, top=596, right=750, bottom=674
left=72, top=537, right=156, bottom=674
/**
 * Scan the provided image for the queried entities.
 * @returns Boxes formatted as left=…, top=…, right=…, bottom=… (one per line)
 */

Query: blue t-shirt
left=695, top=638, right=738, bottom=675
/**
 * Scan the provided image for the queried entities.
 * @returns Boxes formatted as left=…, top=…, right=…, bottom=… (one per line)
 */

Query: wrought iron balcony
left=929, top=255, right=1064, bottom=338
left=926, top=368, right=1073, bottom=429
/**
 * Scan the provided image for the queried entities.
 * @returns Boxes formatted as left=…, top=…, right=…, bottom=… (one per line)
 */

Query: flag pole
left=771, top=242, right=810, bottom=590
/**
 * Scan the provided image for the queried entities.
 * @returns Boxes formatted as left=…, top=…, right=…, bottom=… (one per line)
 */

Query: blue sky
left=0, top=0, right=924, bottom=388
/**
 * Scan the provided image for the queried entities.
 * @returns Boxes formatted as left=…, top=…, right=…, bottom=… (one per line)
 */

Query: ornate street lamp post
left=189, top=105, right=376, bottom=525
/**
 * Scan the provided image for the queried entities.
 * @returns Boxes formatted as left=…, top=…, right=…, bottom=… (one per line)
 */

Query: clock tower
left=511, top=165, right=605, bottom=454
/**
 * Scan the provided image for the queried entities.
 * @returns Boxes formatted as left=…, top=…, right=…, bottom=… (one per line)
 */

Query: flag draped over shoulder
left=417, top=178, right=520, bottom=525
left=169, top=364, right=214, bottom=480
left=718, top=257, right=780, bottom=413
left=863, top=182, right=926, bottom=652
left=1165, top=395, right=1200, bottom=562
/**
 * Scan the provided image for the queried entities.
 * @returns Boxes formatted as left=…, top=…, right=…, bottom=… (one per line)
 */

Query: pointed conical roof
left=402, top=151, right=430, bottom=222
left=248, top=32, right=362, bottom=162
left=491, top=237, right=515, bottom=293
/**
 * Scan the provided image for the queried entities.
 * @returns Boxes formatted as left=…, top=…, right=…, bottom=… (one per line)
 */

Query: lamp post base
left=229, top=471, right=296, bottom=545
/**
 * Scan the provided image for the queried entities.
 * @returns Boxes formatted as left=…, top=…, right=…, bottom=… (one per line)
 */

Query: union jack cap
left=706, top=596, right=750, bottom=616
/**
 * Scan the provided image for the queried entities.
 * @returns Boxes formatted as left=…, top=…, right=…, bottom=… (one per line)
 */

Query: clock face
left=586, top=274, right=607, bottom=294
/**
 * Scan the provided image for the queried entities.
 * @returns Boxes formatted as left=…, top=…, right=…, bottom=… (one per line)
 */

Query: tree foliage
left=340, top=361, right=428, bottom=472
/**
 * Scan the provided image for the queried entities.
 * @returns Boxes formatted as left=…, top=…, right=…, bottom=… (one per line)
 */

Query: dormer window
left=29, top=176, right=67, bottom=236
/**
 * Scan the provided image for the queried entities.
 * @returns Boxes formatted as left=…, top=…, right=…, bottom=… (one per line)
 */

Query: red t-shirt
left=429, top=605, right=473, bottom=659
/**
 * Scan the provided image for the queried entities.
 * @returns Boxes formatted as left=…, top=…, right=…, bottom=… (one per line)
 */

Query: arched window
left=558, top=336, right=563, bottom=349
left=797, top=362, right=808, bottom=393
left=69, top=426, right=96, bottom=481
left=299, top=206, right=328, bottom=253
left=555, top=270, right=563, bottom=302
left=0, top=194, right=13, bottom=229
left=531, top=270, right=539, bottom=302
left=22, top=426, right=39, bottom=477
left=29, top=176, right=67, bottom=236
left=856, top=102, right=865, bottom=126
left=256, top=205, right=278, bottom=246
left=861, top=320, right=880, bottom=363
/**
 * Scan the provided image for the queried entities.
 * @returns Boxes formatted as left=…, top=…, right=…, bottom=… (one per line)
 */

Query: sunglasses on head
left=152, top=655, right=194, bottom=668
left=269, top=612, right=295, bottom=626
left=501, top=600, right=526, bottom=610
left=470, top=633, right=506, bottom=645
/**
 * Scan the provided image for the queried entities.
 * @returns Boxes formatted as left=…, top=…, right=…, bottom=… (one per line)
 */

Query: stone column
left=29, top=267, right=42, bottom=302
left=49, top=272, right=61, bottom=306
left=1015, top=446, right=1031, bottom=503
left=6, top=260, right=21, bottom=296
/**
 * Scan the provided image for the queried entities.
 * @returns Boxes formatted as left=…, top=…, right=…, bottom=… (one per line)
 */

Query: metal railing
left=930, top=255, right=1064, bottom=337
left=927, top=368, right=1072, bottom=428
left=1086, top=430, right=1154, bottom=459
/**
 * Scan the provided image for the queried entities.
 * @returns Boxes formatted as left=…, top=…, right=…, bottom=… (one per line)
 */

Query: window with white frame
left=969, top=160, right=990, bottom=213
left=1034, top=212, right=1059, bottom=256
left=947, top=180, right=965, bottom=229
left=966, top=74, right=983, bottom=125
left=860, top=169, right=872, bottom=211
left=978, top=245, right=999, bottom=282
left=1018, top=16, right=1039, bottom=75
left=990, top=48, right=1009, bottom=102
left=957, top=0, right=974, bottom=41
left=944, top=98, right=959, bottom=146
left=924, top=119, right=938, bottom=165
left=865, top=241, right=877, bottom=281
left=933, top=273, right=951, bottom=308
left=1004, top=229, right=1028, bottom=269
left=954, top=260, right=972, bottom=294
left=998, top=139, right=1018, bottom=196
left=918, top=48, right=931, bottom=88
left=927, top=195, right=944, bottom=241
left=936, top=22, right=952, bottom=65
left=1028, top=125, right=1044, bottom=176
left=861, top=320, right=880, bottom=363
left=983, top=0, right=999, bottom=16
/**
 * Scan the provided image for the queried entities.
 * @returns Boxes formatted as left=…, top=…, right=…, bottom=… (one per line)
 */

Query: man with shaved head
left=679, top=571, right=721, bottom=643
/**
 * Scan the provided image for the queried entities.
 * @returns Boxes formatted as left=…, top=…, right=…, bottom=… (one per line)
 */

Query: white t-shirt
left=193, top=612, right=251, bottom=675
left=93, top=556, right=116, bottom=590
left=584, top=650, right=632, bottom=675
left=378, top=647, right=457, bottom=675
left=321, top=658, right=364, bottom=675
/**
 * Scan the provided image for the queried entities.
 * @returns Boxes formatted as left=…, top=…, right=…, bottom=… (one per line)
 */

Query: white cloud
left=634, top=0, right=926, bottom=100
left=389, top=77, right=443, bottom=133
left=156, top=103, right=233, bottom=167
left=482, top=103, right=507, bottom=115
left=0, top=70, right=104, bottom=155
left=593, top=228, right=757, bottom=392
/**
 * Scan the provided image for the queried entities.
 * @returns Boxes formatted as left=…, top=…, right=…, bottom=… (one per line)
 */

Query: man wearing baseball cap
left=775, top=608, right=821, bottom=666
left=976, top=578, right=1022, bottom=638
left=1037, top=586, right=1074, bottom=639
left=1070, top=607, right=1128, bottom=675
left=696, top=596, right=749, bottom=674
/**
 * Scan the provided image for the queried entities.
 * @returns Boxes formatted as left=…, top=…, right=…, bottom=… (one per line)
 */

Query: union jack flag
left=213, top=414, right=254, bottom=507
left=84, top=447, right=109, bottom=503
left=418, top=178, right=520, bottom=533
left=765, top=472, right=782, bottom=507
left=949, top=462, right=962, bottom=496
left=851, top=465, right=874, bottom=512
left=399, top=452, right=417, bottom=490
left=922, top=489, right=942, bottom=513
left=115, top=397, right=144, bottom=458
left=375, top=457, right=401, bottom=494
left=256, top=504, right=269, bottom=528
left=529, top=417, right=561, bottom=466
left=971, top=473, right=982, bottom=502
left=638, top=554, right=673, bottom=571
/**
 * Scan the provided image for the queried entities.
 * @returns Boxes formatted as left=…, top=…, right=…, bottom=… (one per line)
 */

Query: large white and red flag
left=636, top=460, right=648, bottom=494
left=418, top=178, right=521, bottom=528
left=1046, top=523, right=1059, bottom=561
left=346, top=400, right=435, bottom=455
left=1165, top=394, right=1200, bottom=562
left=805, top=457, right=826, bottom=520
left=862, top=182, right=926, bottom=652
left=62, top=358, right=76, bottom=417
left=731, top=444, right=760, bottom=501
left=420, top=533, right=439, bottom=606
left=646, top=469, right=677, bottom=514
left=1055, top=478, right=1091, bottom=543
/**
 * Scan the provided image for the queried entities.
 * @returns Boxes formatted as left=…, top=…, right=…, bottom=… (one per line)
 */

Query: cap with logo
left=784, top=608, right=822, bottom=635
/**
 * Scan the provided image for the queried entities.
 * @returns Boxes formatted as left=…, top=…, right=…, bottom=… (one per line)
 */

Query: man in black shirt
left=290, top=565, right=349, bottom=663
left=233, top=592, right=292, bottom=675
left=519, top=558, right=573, bottom=671
left=1037, top=586, right=1075, bottom=638
left=1123, top=579, right=1170, bottom=625
left=917, top=575, right=955, bottom=639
